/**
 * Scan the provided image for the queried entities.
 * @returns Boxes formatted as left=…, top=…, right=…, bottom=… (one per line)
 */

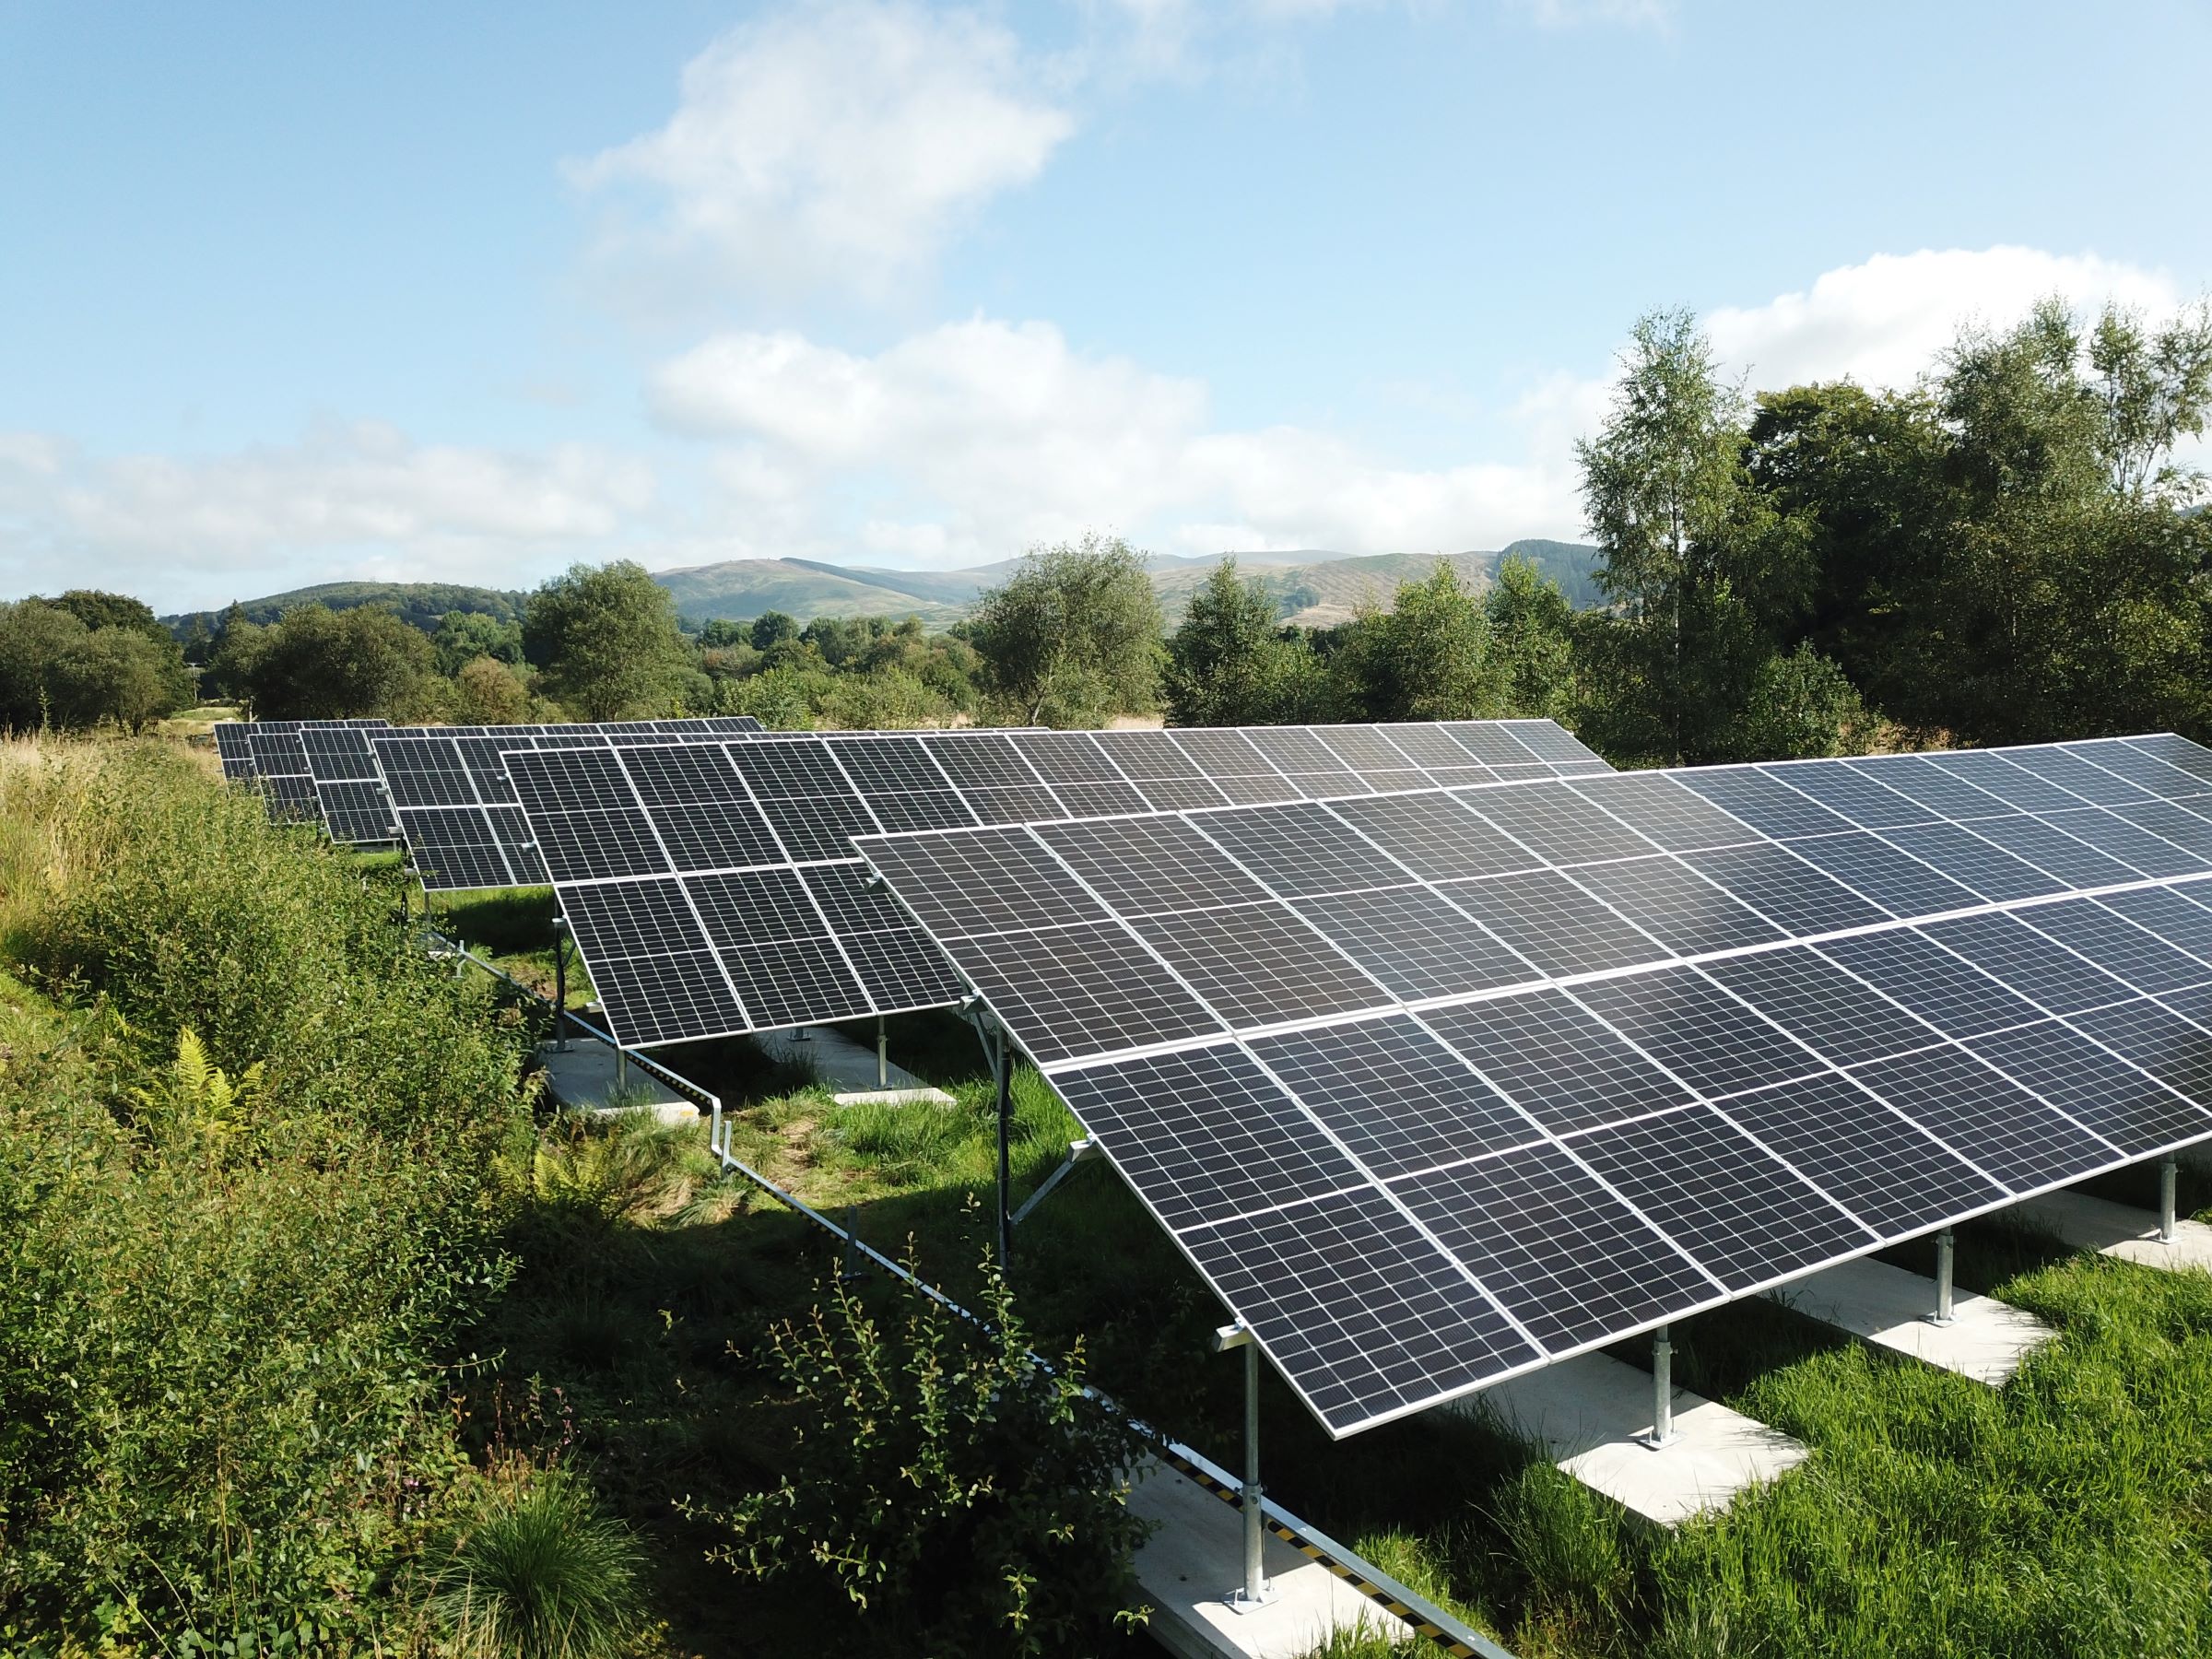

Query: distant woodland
left=6, top=299, right=2208, bottom=763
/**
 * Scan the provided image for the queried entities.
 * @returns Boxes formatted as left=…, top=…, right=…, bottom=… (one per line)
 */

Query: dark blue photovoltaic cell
left=1569, top=1105, right=1872, bottom=1290
left=1054, top=1045, right=1364, bottom=1230
left=1922, top=911, right=2135, bottom=1015
left=1676, top=767, right=1856, bottom=839
left=1676, top=842, right=1891, bottom=936
left=1718, top=1073, right=2006, bottom=1238
left=1178, top=1185, right=1538, bottom=1431
left=1848, top=1044, right=2112, bottom=1192
left=1784, top=832, right=1983, bottom=916
left=1395, top=1143, right=1716, bottom=1352
left=1252, top=1016, right=1540, bottom=1177
left=1965, top=1019, right=2206, bottom=1156
left=1767, top=760, right=1939, bottom=829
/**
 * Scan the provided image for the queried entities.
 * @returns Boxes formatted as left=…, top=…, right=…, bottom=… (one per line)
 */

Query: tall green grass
left=0, top=737, right=538, bottom=1650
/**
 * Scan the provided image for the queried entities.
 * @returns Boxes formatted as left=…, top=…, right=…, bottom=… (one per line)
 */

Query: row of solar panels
left=213, top=716, right=768, bottom=846
left=855, top=732, right=2212, bottom=1435
left=218, top=713, right=2212, bottom=1443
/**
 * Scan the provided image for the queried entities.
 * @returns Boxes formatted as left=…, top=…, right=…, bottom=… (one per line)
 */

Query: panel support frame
left=1929, top=1229, right=1956, bottom=1327
left=1645, top=1324, right=1675, bottom=1450
left=2160, top=1155, right=2179, bottom=1245
left=1214, top=1322, right=1276, bottom=1613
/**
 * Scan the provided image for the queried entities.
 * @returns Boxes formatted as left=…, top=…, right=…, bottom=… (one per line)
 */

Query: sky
left=1, top=0, right=2207, bottom=614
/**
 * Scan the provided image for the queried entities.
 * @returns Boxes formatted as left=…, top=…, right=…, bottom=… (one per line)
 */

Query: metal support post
left=994, top=1025, right=1013, bottom=1276
left=1214, top=1323, right=1275, bottom=1612
left=2160, top=1155, right=2179, bottom=1244
left=616, top=1044, right=629, bottom=1092
left=551, top=920, right=571, bottom=1052
left=1931, top=1229, right=1956, bottom=1326
left=1647, top=1324, right=1674, bottom=1449
left=877, top=1016, right=888, bottom=1089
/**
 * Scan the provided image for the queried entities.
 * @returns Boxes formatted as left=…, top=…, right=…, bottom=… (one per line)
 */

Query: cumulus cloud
left=0, top=424, right=657, bottom=610
left=650, top=315, right=1572, bottom=564
left=1706, top=245, right=2186, bottom=393
left=571, top=3, right=1074, bottom=304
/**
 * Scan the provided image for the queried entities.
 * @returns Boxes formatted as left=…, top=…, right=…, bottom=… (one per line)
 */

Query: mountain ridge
left=163, top=540, right=1605, bottom=637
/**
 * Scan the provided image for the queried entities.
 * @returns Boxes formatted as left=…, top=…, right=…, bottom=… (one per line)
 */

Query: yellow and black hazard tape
left=1155, top=1444, right=1510, bottom=1659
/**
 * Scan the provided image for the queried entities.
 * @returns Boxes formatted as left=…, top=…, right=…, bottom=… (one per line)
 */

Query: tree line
left=8, top=294, right=2206, bottom=758
left=1127, top=296, right=2212, bottom=760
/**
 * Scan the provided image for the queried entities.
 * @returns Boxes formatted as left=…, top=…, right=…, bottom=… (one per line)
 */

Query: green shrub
left=425, top=1467, right=645, bottom=1659
left=0, top=739, right=533, bottom=1647
left=699, top=1232, right=1156, bottom=1655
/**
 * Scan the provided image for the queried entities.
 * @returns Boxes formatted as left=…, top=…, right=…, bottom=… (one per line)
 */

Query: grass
left=481, top=1004, right=2212, bottom=1658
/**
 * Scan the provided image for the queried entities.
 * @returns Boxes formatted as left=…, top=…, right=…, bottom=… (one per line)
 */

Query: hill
left=166, top=542, right=1606, bottom=641
left=163, top=581, right=525, bottom=639
left=656, top=541, right=1604, bottom=629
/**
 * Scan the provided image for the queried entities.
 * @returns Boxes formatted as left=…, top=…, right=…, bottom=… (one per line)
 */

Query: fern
left=128, top=1026, right=265, bottom=1138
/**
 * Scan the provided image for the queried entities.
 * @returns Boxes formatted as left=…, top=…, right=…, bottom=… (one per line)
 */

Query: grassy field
left=20, top=740, right=2211, bottom=1656
left=443, top=872, right=2212, bottom=1657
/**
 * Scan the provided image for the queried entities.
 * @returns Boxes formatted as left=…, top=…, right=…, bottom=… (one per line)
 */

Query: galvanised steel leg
left=553, top=926, right=570, bottom=1052
left=1931, top=1229, right=1956, bottom=1326
left=2161, top=1156, right=2179, bottom=1244
left=1648, top=1324, right=1675, bottom=1448
left=1229, top=1335, right=1274, bottom=1611
left=877, top=1016, right=888, bottom=1089
left=994, top=1028, right=1013, bottom=1277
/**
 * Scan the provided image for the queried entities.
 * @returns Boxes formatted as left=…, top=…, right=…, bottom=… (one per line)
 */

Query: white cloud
left=651, top=315, right=1571, bottom=563
left=0, top=424, right=657, bottom=609
left=1707, top=245, right=2185, bottom=394
left=571, top=3, right=1074, bottom=303
left=1512, top=0, right=1672, bottom=28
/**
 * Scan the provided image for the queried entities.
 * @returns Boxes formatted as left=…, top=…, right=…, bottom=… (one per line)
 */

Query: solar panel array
left=503, top=721, right=1614, bottom=1048
left=370, top=718, right=766, bottom=886
left=858, top=734, right=2212, bottom=1437
left=213, top=718, right=390, bottom=824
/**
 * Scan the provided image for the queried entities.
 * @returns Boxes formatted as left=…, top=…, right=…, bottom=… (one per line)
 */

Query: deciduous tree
left=970, top=535, right=1162, bottom=727
left=523, top=561, right=690, bottom=722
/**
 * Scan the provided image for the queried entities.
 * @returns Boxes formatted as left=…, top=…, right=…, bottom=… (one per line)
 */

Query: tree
left=1165, top=559, right=1318, bottom=726
left=449, top=655, right=534, bottom=724
left=749, top=611, right=801, bottom=652
left=43, top=589, right=169, bottom=643
left=240, top=604, right=436, bottom=719
left=700, top=1240, right=1154, bottom=1654
left=0, top=600, right=194, bottom=732
left=1577, top=310, right=1766, bottom=763
left=1483, top=554, right=1580, bottom=721
left=1331, top=561, right=1503, bottom=722
left=522, top=561, right=690, bottom=723
left=431, top=608, right=524, bottom=677
left=970, top=535, right=1163, bottom=727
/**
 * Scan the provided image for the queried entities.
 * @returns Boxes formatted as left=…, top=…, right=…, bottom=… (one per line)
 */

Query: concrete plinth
left=1771, top=1256, right=2053, bottom=1384
left=755, top=1024, right=955, bottom=1105
left=536, top=1041, right=698, bottom=1125
left=1129, top=1462, right=1414, bottom=1659
left=1469, top=1353, right=1808, bottom=1527
left=2014, top=1189, right=2212, bottom=1272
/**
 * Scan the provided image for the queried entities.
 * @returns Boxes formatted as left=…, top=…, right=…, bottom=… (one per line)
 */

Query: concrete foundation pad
left=1129, top=1461, right=1413, bottom=1659
left=2014, top=1190, right=2212, bottom=1272
left=1469, top=1353, right=1808, bottom=1527
left=1771, top=1256, right=2053, bottom=1384
left=755, top=1025, right=956, bottom=1106
left=536, top=1041, right=698, bottom=1124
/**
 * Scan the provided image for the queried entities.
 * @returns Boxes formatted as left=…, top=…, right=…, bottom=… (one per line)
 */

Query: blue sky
left=2, top=0, right=2206, bottom=611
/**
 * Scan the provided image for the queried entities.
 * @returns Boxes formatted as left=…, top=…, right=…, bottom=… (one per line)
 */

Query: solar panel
left=506, top=721, right=1615, bottom=1041
left=856, top=730, right=2212, bottom=1436
left=214, top=719, right=392, bottom=830
left=367, top=717, right=764, bottom=889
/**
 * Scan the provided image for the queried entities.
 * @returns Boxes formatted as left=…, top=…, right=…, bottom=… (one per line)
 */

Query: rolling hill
left=162, top=581, right=525, bottom=639
left=659, top=540, right=1604, bottom=629
left=163, top=542, right=1606, bottom=641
